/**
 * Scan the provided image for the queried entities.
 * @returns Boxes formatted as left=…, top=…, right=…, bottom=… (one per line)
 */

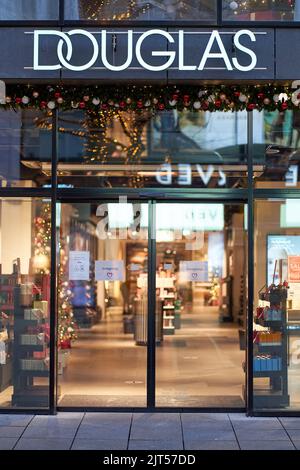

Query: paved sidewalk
left=0, top=412, right=299, bottom=450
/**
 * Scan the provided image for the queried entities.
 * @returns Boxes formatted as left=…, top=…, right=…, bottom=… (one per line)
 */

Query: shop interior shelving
left=253, top=286, right=290, bottom=408
left=12, top=285, right=49, bottom=408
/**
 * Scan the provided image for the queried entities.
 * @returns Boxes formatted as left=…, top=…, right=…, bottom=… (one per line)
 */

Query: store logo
left=33, top=29, right=258, bottom=73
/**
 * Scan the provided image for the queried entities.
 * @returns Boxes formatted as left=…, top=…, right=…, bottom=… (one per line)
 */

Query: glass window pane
left=254, top=199, right=300, bottom=411
left=253, top=110, right=300, bottom=189
left=155, top=203, right=246, bottom=407
left=0, top=0, right=59, bottom=20
left=0, top=198, right=51, bottom=409
left=57, top=201, right=148, bottom=407
left=58, top=109, right=248, bottom=189
left=65, top=0, right=217, bottom=21
left=223, top=0, right=298, bottom=21
left=0, top=109, right=52, bottom=188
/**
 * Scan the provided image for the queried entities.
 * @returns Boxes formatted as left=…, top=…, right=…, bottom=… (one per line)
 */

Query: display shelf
left=0, top=273, right=18, bottom=393
left=253, top=370, right=282, bottom=378
left=12, top=285, right=49, bottom=408
left=253, top=285, right=290, bottom=408
left=255, top=319, right=283, bottom=329
left=18, top=370, right=49, bottom=377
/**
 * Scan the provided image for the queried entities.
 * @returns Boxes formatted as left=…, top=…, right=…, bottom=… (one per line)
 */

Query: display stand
left=12, top=286, right=49, bottom=407
left=0, top=274, right=18, bottom=392
left=253, top=285, right=290, bottom=408
left=157, top=276, right=177, bottom=335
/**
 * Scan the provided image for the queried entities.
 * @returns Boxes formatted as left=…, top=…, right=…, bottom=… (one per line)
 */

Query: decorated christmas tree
left=58, top=246, right=78, bottom=349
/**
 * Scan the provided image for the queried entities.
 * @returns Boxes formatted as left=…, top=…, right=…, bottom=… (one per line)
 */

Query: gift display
left=253, top=283, right=289, bottom=408
left=12, top=282, right=50, bottom=407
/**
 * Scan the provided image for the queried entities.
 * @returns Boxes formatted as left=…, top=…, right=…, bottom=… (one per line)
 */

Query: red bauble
left=40, top=101, right=47, bottom=108
left=201, top=102, right=209, bottom=111
left=79, top=102, right=86, bottom=109
left=247, top=103, right=256, bottom=110
left=101, top=103, right=108, bottom=110
left=281, top=102, right=288, bottom=110
left=15, top=97, right=22, bottom=104
left=119, top=101, right=126, bottom=109
left=183, top=94, right=190, bottom=102
left=215, top=100, right=222, bottom=108
left=60, top=339, right=71, bottom=350
left=257, top=92, right=264, bottom=99
left=172, top=94, right=179, bottom=101
left=54, top=92, right=61, bottom=99
left=234, top=91, right=240, bottom=97
left=158, top=103, right=165, bottom=110
left=137, top=100, right=143, bottom=109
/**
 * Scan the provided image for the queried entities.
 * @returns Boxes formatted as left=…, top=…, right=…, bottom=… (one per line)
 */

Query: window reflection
left=0, top=0, right=58, bottom=20
left=0, top=198, right=51, bottom=409
left=223, top=0, right=300, bottom=21
left=0, top=110, right=52, bottom=188
left=58, top=109, right=248, bottom=189
left=65, top=0, right=217, bottom=21
left=253, top=110, right=300, bottom=188
left=254, top=199, right=300, bottom=411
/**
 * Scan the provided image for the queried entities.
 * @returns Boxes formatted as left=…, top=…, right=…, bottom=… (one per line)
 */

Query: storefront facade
left=1, top=1, right=300, bottom=416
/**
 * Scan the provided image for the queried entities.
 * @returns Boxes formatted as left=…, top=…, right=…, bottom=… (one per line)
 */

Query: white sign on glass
left=179, top=261, right=209, bottom=282
left=69, top=251, right=90, bottom=281
left=95, top=260, right=125, bottom=281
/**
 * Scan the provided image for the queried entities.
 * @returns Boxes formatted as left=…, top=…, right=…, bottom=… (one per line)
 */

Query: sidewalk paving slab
left=15, top=438, right=74, bottom=450
left=71, top=439, right=128, bottom=450
left=0, top=437, right=19, bottom=450
left=128, top=440, right=183, bottom=450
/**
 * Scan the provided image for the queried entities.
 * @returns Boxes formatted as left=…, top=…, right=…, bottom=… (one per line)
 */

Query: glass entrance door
left=57, top=200, right=149, bottom=407
left=57, top=199, right=246, bottom=409
left=155, top=203, right=247, bottom=408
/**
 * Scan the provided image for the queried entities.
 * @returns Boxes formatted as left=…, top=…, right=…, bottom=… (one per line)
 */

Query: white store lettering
left=156, top=163, right=227, bottom=187
left=32, top=29, right=259, bottom=73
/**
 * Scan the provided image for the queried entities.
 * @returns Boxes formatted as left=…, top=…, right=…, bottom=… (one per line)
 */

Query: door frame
left=56, top=190, right=248, bottom=413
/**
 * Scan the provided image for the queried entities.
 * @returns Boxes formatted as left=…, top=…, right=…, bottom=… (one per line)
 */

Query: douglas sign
left=33, top=28, right=261, bottom=73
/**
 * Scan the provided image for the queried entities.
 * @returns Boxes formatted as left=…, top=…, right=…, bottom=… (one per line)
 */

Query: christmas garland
left=2, top=84, right=300, bottom=113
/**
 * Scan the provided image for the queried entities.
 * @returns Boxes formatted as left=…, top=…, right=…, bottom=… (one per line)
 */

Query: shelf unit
left=157, top=276, right=177, bottom=336
left=253, top=286, right=290, bottom=409
left=0, top=274, right=18, bottom=393
left=12, top=286, right=49, bottom=408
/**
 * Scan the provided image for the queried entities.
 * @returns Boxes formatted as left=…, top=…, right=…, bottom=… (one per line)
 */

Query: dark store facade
left=1, top=1, right=300, bottom=416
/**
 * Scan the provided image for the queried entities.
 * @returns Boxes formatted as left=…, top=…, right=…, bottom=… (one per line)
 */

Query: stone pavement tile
left=231, top=418, right=283, bottom=430
left=184, top=429, right=236, bottom=442
left=234, top=428, right=289, bottom=441
left=31, top=413, right=84, bottom=425
left=182, top=413, right=230, bottom=423
left=182, top=420, right=233, bottom=432
left=285, top=429, right=300, bottom=440
left=76, top=422, right=131, bottom=440
left=239, top=440, right=295, bottom=450
left=22, top=422, right=78, bottom=439
left=290, top=440, right=300, bottom=450
left=0, top=415, right=33, bottom=427
left=15, top=438, right=73, bottom=450
left=72, top=439, right=128, bottom=450
left=0, top=437, right=19, bottom=450
left=130, top=413, right=181, bottom=441
left=0, top=427, right=24, bottom=438
left=128, top=440, right=183, bottom=450
left=185, top=440, right=239, bottom=450
left=83, top=413, right=132, bottom=424
left=279, top=418, right=300, bottom=430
